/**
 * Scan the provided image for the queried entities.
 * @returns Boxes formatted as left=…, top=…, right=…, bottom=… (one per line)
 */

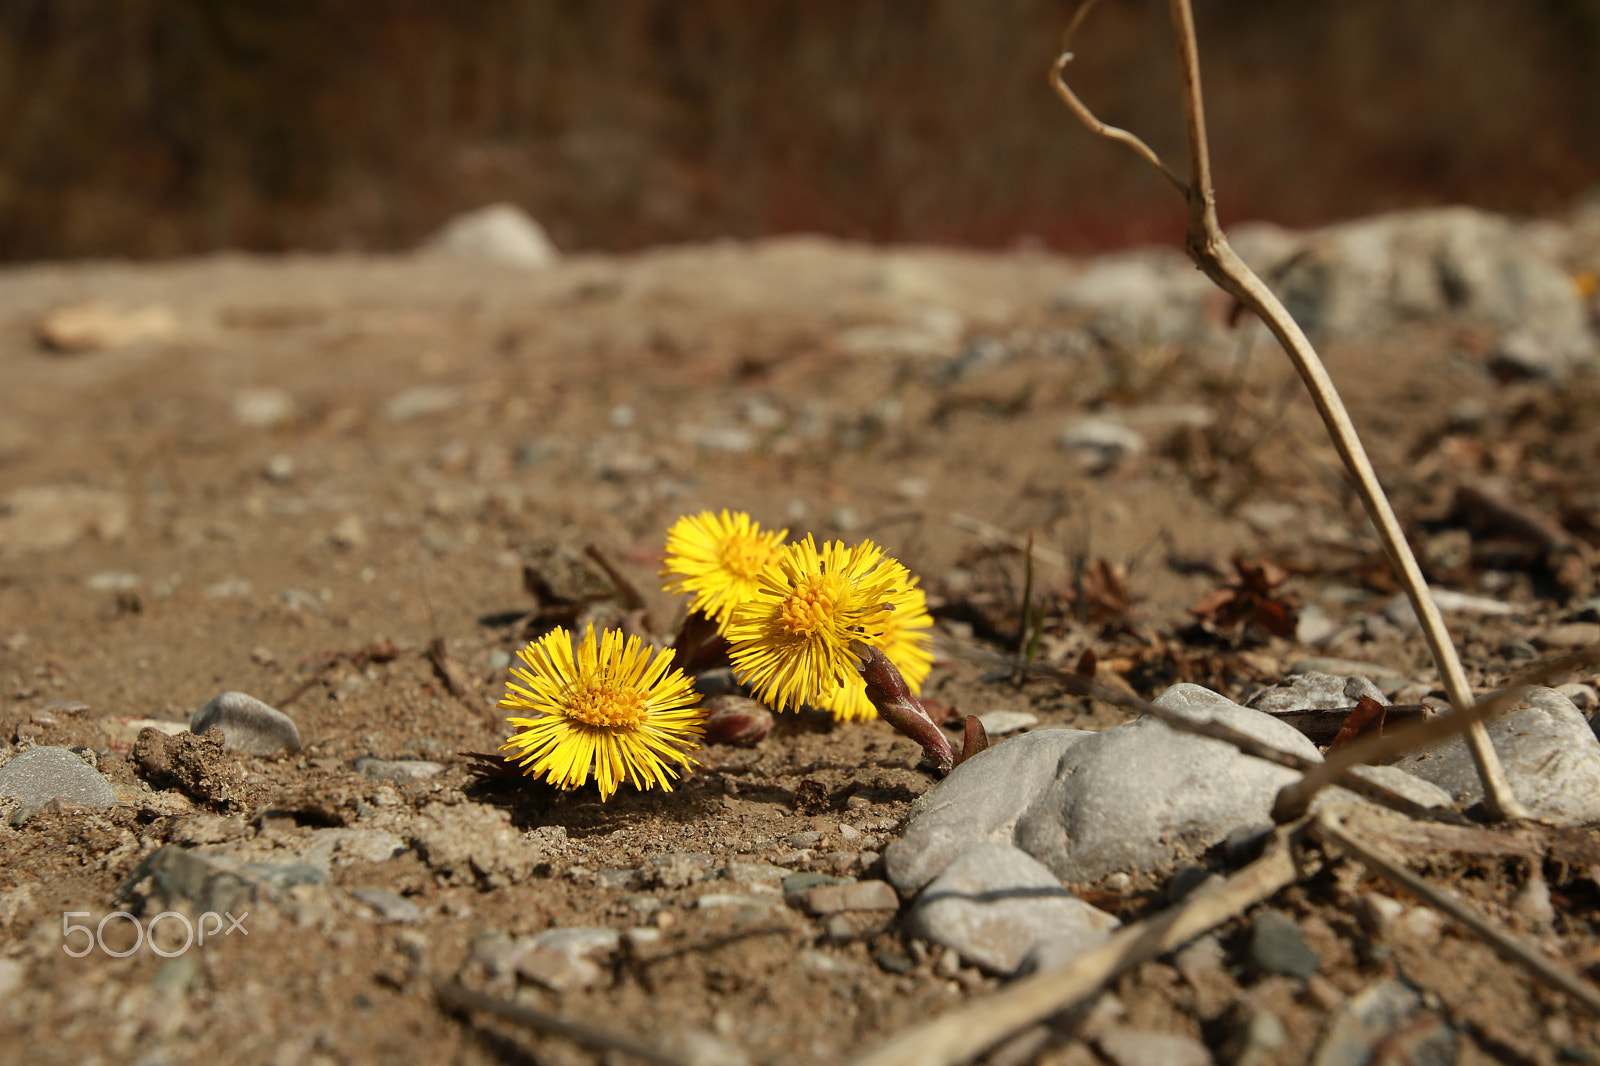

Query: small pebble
left=782, top=872, right=848, bottom=897
left=350, top=887, right=422, bottom=923
left=1096, top=1027, right=1212, bottom=1066
left=1248, top=910, right=1319, bottom=978
left=189, top=691, right=302, bottom=756
left=353, top=756, right=445, bottom=785
left=799, top=880, right=899, bottom=915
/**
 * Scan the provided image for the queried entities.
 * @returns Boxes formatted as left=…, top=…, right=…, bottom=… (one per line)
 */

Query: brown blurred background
left=1, top=0, right=1596, bottom=261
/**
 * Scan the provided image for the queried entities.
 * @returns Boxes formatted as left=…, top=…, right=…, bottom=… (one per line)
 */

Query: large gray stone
left=1391, top=687, right=1600, bottom=823
left=189, top=691, right=301, bottom=756
left=0, top=746, right=116, bottom=822
left=1011, top=685, right=1320, bottom=884
left=886, top=684, right=1454, bottom=897
left=905, top=842, right=1119, bottom=975
left=884, top=729, right=1094, bottom=894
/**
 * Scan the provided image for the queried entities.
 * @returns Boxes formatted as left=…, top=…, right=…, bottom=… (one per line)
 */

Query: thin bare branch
left=845, top=828, right=1303, bottom=1066
left=1314, top=812, right=1600, bottom=1015
left=1048, top=51, right=1186, bottom=194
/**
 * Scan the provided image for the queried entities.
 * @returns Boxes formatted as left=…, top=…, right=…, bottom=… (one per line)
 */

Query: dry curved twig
left=1050, top=0, right=1524, bottom=819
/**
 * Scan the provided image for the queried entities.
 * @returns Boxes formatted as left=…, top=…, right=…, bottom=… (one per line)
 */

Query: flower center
left=719, top=535, right=772, bottom=579
left=565, top=682, right=649, bottom=729
left=777, top=574, right=847, bottom=638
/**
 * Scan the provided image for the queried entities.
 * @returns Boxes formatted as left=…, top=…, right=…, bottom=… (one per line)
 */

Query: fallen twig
left=845, top=828, right=1304, bottom=1066
left=1313, top=812, right=1600, bottom=1015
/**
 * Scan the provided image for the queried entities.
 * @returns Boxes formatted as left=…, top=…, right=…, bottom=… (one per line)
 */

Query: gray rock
left=189, top=692, right=301, bottom=756
left=299, top=827, right=407, bottom=870
left=1323, top=765, right=1454, bottom=814
left=0, top=746, right=116, bottom=823
left=646, top=851, right=715, bottom=888
left=799, top=880, right=899, bottom=915
left=1057, top=418, right=1146, bottom=474
left=1245, top=672, right=1386, bottom=713
left=885, top=729, right=1095, bottom=893
left=1234, top=208, right=1597, bottom=379
left=1311, top=979, right=1439, bottom=1066
left=1248, top=910, right=1319, bottom=978
left=782, top=872, right=848, bottom=897
left=424, top=203, right=559, bottom=270
left=514, top=927, right=620, bottom=992
left=975, top=710, right=1039, bottom=736
left=1010, top=686, right=1318, bottom=883
left=1391, top=687, right=1600, bottom=823
left=411, top=802, right=543, bottom=887
left=1054, top=249, right=1221, bottom=354
left=349, top=887, right=422, bottom=923
left=907, top=842, right=1119, bottom=975
left=117, top=846, right=326, bottom=914
left=1382, top=589, right=1516, bottom=632
left=354, top=757, right=445, bottom=785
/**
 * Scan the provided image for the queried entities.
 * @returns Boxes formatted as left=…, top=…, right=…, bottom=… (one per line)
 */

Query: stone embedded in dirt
left=1312, top=978, right=1454, bottom=1066
left=1057, top=417, right=1146, bottom=474
left=423, top=203, right=560, bottom=271
left=119, top=845, right=326, bottom=915
left=353, top=756, right=445, bottom=785
left=975, top=709, right=1038, bottom=735
left=1245, top=672, right=1387, bottom=714
left=646, top=851, right=716, bottom=888
left=513, top=927, right=620, bottom=992
left=1248, top=910, right=1320, bottom=978
left=798, top=880, right=898, bottom=916
left=411, top=802, right=542, bottom=888
left=781, top=872, right=848, bottom=898
left=132, top=728, right=250, bottom=810
left=1232, top=208, right=1598, bottom=379
left=891, top=684, right=1327, bottom=890
left=906, top=842, right=1119, bottom=976
left=349, top=887, right=422, bottom=923
left=1391, top=687, right=1600, bottom=823
left=0, top=746, right=116, bottom=824
left=1095, top=1027, right=1213, bottom=1066
left=299, top=828, right=407, bottom=871
left=0, top=484, right=130, bottom=556
left=701, top=695, right=773, bottom=747
left=189, top=691, right=302, bottom=756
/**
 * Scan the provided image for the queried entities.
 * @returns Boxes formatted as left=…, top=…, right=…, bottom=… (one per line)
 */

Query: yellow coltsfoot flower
left=660, top=509, right=789, bottom=626
left=820, top=574, right=934, bottom=722
left=499, top=624, right=704, bottom=801
left=724, top=535, right=923, bottom=713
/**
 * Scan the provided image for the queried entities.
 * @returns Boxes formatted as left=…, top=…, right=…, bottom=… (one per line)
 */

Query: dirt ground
left=1, top=237, right=1598, bottom=1065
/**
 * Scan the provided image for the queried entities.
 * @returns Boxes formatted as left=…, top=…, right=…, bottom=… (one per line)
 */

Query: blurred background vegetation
left=1, top=0, right=1596, bottom=261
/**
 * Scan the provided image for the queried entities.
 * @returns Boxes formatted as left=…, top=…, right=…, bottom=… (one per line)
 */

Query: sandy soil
left=1, top=238, right=1597, bottom=1065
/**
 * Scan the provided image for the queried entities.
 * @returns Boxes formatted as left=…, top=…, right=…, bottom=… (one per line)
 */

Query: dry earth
left=1, top=235, right=1598, bottom=1065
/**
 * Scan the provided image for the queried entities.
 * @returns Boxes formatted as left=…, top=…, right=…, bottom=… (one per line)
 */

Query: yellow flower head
left=660, top=509, right=789, bottom=626
left=724, top=535, right=923, bottom=713
left=820, top=577, right=935, bottom=722
left=499, top=625, right=704, bottom=801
